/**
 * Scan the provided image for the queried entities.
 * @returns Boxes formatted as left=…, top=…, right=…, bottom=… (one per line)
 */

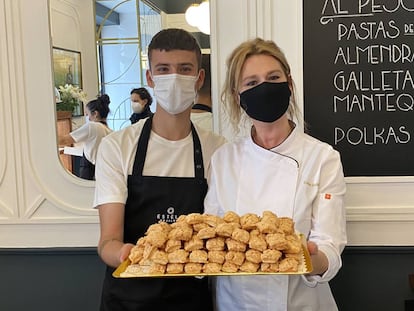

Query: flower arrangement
left=56, top=84, right=87, bottom=112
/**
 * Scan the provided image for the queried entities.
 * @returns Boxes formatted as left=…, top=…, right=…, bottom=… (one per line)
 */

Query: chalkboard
left=303, top=0, right=414, bottom=176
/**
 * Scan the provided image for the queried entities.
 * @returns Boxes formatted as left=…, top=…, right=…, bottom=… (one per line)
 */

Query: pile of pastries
left=124, top=211, right=304, bottom=276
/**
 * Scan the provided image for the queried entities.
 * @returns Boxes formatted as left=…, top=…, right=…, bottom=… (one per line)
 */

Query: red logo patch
left=325, top=193, right=331, bottom=200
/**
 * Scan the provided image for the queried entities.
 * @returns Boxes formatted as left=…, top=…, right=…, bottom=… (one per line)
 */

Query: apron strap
left=191, top=122, right=204, bottom=179
left=192, top=103, right=212, bottom=112
left=132, top=116, right=152, bottom=175
left=132, top=116, right=205, bottom=179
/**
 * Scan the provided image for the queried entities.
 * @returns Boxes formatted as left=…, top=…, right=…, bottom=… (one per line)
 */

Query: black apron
left=79, top=121, right=108, bottom=180
left=79, top=154, right=95, bottom=180
left=100, top=116, right=212, bottom=311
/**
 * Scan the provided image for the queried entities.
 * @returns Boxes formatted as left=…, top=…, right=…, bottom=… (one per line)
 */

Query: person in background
left=58, top=94, right=112, bottom=180
left=191, top=54, right=213, bottom=131
left=94, top=28, right=226, bottom=310
left=129, top=87, right=153, bottom=124
left=204, top=38, right=347, bottom=311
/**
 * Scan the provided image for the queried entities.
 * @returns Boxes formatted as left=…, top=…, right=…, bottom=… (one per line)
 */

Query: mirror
left=50, top=0, right=211, bottom=179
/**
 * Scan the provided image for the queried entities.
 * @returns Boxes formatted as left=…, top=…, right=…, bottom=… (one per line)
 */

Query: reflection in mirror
left=96, top=0, right=162, bottom=130
left=50, top=0, right=210, bottom=179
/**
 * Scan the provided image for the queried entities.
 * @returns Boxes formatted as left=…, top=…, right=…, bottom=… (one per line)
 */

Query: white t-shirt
left=190, top=112, right=213, bottom=132
left=93, top=118, right=226, bottom=207
left=204, top=124, right=347, bottom=311
left=70, top=121, right=112, bottom=164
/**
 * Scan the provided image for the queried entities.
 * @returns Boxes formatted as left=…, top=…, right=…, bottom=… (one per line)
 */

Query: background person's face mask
left=239, top=81, right=291, bottom=122
left=131, top=101, right=144, bottom=114
left=152, top=73, right=198, bottom=115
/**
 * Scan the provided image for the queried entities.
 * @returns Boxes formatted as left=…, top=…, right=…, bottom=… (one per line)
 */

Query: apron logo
left=156, top=206, right=179, bottom=223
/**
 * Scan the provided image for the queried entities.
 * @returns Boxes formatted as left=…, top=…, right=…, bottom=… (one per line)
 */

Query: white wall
left=0, top=0, right=413, bottom=247
left=50, top=0, right=98, bottom=105
left=0, top=0, right=99, bottom=247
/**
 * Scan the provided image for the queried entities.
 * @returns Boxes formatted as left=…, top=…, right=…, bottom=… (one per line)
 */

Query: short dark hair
left=130, top=87, right=153, bottom=106
left=199, top=54, right=211, bottom=96
left=87, top=94, right=110, bottom=118
left=148, top=28, right=202, bottom=69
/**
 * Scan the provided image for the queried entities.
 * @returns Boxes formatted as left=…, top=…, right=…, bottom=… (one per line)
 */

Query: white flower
left=57, top=84, right=87, bottom=112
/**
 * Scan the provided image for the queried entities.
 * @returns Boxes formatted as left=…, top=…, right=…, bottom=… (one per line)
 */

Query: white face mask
left=152, top=73, right=198, bottom=115
left=131, top=101, right=144, bottom=114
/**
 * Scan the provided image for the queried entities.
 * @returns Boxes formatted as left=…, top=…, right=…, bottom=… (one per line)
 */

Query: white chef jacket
left=204, top=123, right=346, bottom=311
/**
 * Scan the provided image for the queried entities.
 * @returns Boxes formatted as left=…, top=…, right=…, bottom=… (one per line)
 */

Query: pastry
left=262, top=210, right=278, bottom=222
left=245, top=249, right=262, bottom=264
left=256, top=219, right=278, bottom=234
left=189, top=249, right=208, bottom=263
left=146, top=230, right=168, bottom=248
left=207, top=250, right=226, bottom=264
left=129, top=245, right=145, bottom=264
left=184, top=262, right=203, bottom=274
left=285, top=252, right=302, bottom=261
left=192, top=222, right=209, bottom=232
left=215, top=222, right=235, bottom=237
left=239, top=260, right=259, bottom=273
left=135, top=236, right=147, bottom=247
left=240, top=213, right=260, bottom=230
left=184, top=235, right=204, bottom=251
left=248, top=233, right=267, bottom=252
left=166, top=263, right=184, bottom=274
left=175, top=215, right=187, bottom=223
left=148, top=263, right=166, bottom=274
left=225, top=251, right=245, bottom=266
left=231, top=228, right=250, bottom=244
left=196, top=226, right=216, bottom=239
left=167, top=249, right=189, bottom=263
left=284, top=234, right=302, bottom=254
left=142, top=243, right=156, bottom=260
left=164, top=239, right=182, bottom=253
left=204, top=214, right=225, bottom=227
left=265, top=232, right=288, bottom=250
left=226, top=238, right=247, bottom=252
left=206, top=237, right=225, bottom=251
left=150, top=249, right=169, bottom=265
left=203, top=262, right=222, bottom=273
left=278, top=217, right=294, bottom=234
left=260, top=262, right=279, bottom=272
left=261, top=249, right=282, bottom=263
left=278, top=257, right=299, bottom=272
left=223, top=211, right=240, bottom=224
left=124, top=210, right=303, bottom=277
left=168, top=223, right=193, bottom=241
left=146, top=222, right=171, bottom=234
left=185, top=213, right=205, bottom=225
left=123, top=264, right=144, bottom=275
left=222, top=261, right=239, bottom=273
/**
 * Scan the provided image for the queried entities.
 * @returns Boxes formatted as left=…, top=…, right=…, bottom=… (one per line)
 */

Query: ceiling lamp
left=185, top=1, right=210, bottom=35
left=185, top=4, right=200, bottom=27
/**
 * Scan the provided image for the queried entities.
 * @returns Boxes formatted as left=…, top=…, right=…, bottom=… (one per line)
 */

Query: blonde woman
left=204, top=38, right=347, bottom=311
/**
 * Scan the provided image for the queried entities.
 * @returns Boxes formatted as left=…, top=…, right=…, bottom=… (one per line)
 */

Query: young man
left=94, top=28, right=225, bottom=310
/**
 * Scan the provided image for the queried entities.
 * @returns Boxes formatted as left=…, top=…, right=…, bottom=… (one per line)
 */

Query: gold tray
left=113, top=234, right=313, bottom=278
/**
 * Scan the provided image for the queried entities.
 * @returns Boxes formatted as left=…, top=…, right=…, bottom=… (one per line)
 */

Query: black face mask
left=239, top=81, right=291, bottom=123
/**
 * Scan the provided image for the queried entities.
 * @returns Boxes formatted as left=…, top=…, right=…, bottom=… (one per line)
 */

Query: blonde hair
left=221, top=38, right=301, bottom=133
